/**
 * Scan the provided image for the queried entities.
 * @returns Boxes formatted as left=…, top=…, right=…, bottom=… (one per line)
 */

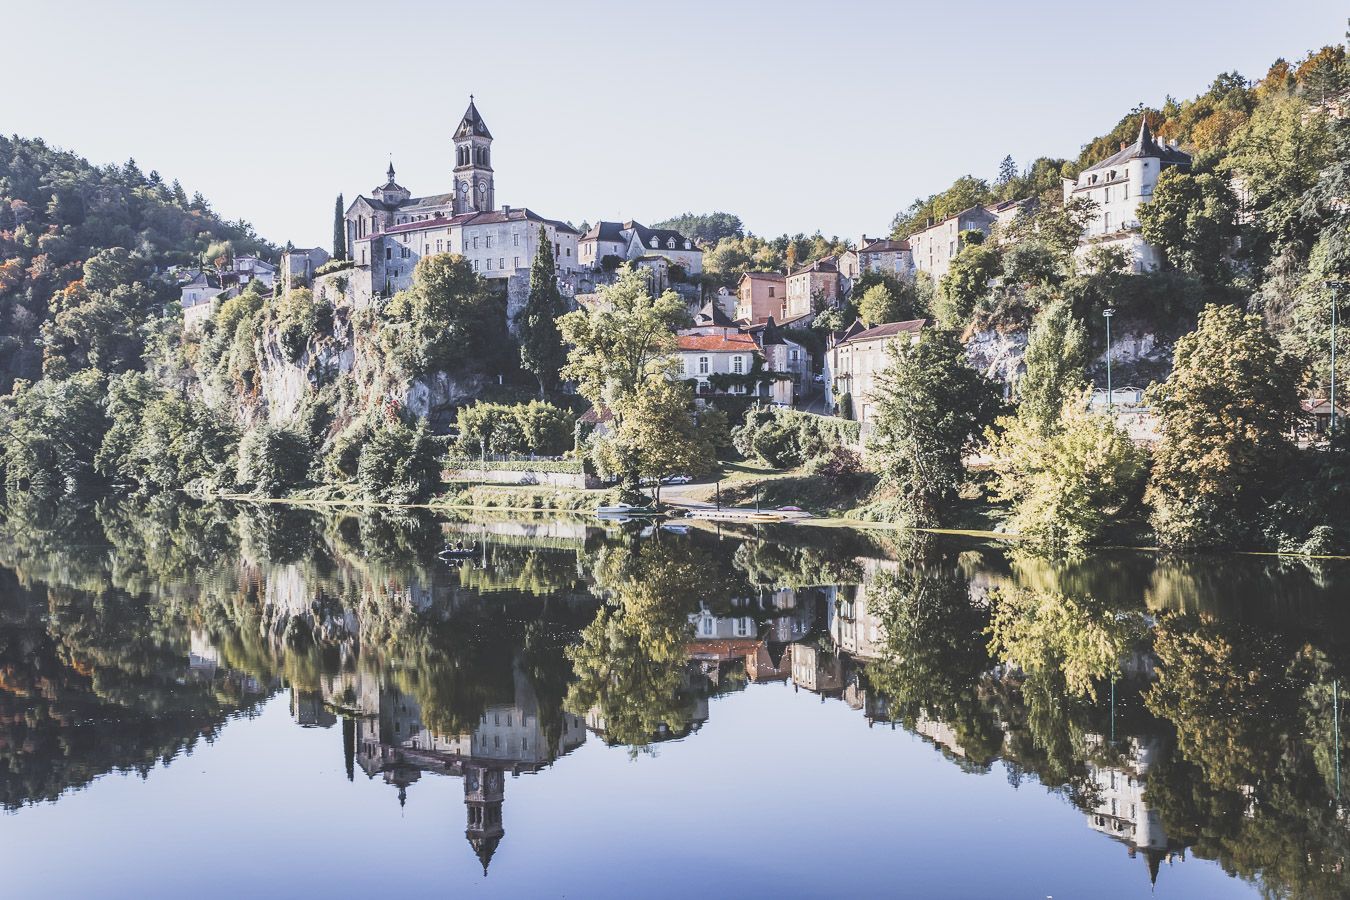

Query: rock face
left=220, top=273, right=488, bottom=434
left=965, top=318, right=1176, bottom=395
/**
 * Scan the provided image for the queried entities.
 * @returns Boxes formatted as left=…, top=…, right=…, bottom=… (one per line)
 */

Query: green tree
left=381, top=254, right=503, bottom=377
left=596, top=378, right=715, bottom=500
left=936, top=240, right=1002, bottom=328
left=867, top=331, right=1002, bottom=525
left=857, top=282, right=904, bottom=327
left=1138, top=167, right=1238, bottom=283
left=357, top=417, right=442, bottom=504
left=987, top=391, right=1146, bottom=550
left=236, top=423, right=311, bottom=496
left=518, top=226, right=567, bottom=394
left=332, top=194, right=346, bottom=261
left=1016, top=297, right=1089, bottom=433
left=1145, top=304, right=1300, bottom=547
left=0, top=371, right=110, bottom=490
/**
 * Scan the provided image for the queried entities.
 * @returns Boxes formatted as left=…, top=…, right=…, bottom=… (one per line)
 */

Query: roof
left=739, top=270, right=785, bottom=281
left=581, top=221, right=626, bottom=243
left=911, top=204, right=997, bottom=236
left=836, top=318, right=927, bottom=346
left=859, top=238, right=911, bottom=254
left=375, top=207, right=579, bottom=237
left=454, top=97, right=492, bottom=140
left=580, top=220, right=699, bottom=253
left=579, top=405, right=614, bottom=425
left=1083, top=118, right=1191, bottom=173
left=789, top=255, right=838, bottom=277
left=1302, top=398, right=1348, bottom=415
left=676, top=334, right=759, bottom=353
left=692, top=300, right=735, bottom=328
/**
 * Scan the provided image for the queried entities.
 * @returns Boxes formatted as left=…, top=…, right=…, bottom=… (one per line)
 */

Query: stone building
left=784, top=255, right=841, bottom=320
left=1062, top=119, right=1192, bottom=272
left=825, top=318, right=926, bottom=425
left=734, top=271, right=786, bottom=323
left=908, top=206, right=997, bottom=283
left=281, top=246, right=330, bottom=286
left=855, top=236, right=914, bottom=278
left=337, top=99, right=580, bottom=311
left=577, top=220, right=703, bottom=278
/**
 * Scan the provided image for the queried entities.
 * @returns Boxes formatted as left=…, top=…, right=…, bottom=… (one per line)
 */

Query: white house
left=1062, top=119, right=1192, bottom=272
left=578, top=220, right=703, bottom=277
left=826, top=319, right=926, bottom=426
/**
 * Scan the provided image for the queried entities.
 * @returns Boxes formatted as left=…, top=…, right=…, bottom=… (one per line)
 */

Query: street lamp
left=1327, top=281, right=1346, bottom=435
left=1102, top=308, right=1116, bottom=411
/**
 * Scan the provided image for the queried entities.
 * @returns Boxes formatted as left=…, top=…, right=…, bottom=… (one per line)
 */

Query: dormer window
left=684, top=241, right=691, bottom=249
left=650, top=237, right=658, bottom=248
left=667, top=238, right=675, bottom=249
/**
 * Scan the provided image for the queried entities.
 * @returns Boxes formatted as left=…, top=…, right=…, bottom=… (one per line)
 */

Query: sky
left=4, top=1, right=1346, bottom=248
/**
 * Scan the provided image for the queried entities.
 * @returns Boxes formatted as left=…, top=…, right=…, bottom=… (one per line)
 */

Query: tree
left=1017, top=297, right=1089, bottom=433
left=935, top=241, right=1002, bottom=328
left=557, top=266, right=687, bottom=416
left=650, top=212, right=743, bottom=244
left=987, top=391, right=1146, bottom=549
left=1145, top=304, right=1300, bottom=547
left=0, top=371, right=110, bottom=490
left=236, top=424, right=311, bottom=496
left=867, top=331, right=1002, bottom=525
left=332, top=194, right=346, bottom=261
left=357, top=418, right=441, bottom=504
left=518, top=226, right=567, bottom=394
left=1138, top=167, right=1238, bottom=283
left=380, top=253, right=503, bottom=376
left=598, top=379, right=715, bottom=501
left=997, top=154, right=1018, bottom=185
left=858, top=282, right=903, bottom=327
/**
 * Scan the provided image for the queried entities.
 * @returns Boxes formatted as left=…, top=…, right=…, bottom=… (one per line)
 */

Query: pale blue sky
left=5, top=1, right=1345, bottom=248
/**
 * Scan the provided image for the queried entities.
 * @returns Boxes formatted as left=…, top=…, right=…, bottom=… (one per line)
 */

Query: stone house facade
left=1063, top=119, right=1191, bottom=273
left=856, top=236, right=914, bottom=278
left=825, top=318, right=926, bottom=425
left=908, top=206, right=997, bottom=282
left=784, top=256, right=840, bottom=319
left=578, top=220, right=703, bottom=277
left=735, top=271, right=785, bottom=323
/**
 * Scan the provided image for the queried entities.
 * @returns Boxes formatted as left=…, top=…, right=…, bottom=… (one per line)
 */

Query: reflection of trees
left=565, top=538, right=720, bottom=751
left=1143, top=613, right=1350, bottom=898
left=733, top=539, right=863, bottom=588
left=863, top=537, right=1004, bottom=770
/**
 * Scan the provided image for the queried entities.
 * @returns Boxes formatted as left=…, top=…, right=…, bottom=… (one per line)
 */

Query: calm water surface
left=1, top=497, right=1348, bottom=899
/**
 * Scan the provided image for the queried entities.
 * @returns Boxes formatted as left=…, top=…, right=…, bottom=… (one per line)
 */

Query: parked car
left=661, top=474, right=693, bottom=485
left=778, top=505, right=805, bottom=512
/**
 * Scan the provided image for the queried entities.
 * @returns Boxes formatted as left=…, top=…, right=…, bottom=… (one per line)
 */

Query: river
left=1, top=496, right=1346, bottom=898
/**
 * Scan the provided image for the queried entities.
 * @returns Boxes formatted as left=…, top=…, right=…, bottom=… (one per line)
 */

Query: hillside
left=0, top=135, right=275, bottom=390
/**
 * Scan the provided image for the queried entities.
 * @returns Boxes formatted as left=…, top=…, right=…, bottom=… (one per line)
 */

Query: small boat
left=439, top=541, right=479, bottom=558
left=595, top=504, right=661, bottom=518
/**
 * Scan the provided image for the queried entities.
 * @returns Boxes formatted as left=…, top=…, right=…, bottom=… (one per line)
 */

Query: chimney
left=925, top=216, right=934, bottom=228
left=1120, top=141, right=1128, bottom=151
left=502, top=204, right=511, bottom=215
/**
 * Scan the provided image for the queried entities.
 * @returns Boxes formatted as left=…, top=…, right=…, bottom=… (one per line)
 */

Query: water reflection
left=1, top=496, right=1349, bottom=895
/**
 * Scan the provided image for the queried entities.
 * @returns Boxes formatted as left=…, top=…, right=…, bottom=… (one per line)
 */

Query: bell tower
left=463, top=764, right=505, bottom=875
left=453, top=96, right=494, bottom=215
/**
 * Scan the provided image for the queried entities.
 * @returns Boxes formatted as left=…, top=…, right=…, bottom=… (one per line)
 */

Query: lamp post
left=1328, top=281, right=1346, bottom=435
left=1103, top=307, right=1116, bottom=410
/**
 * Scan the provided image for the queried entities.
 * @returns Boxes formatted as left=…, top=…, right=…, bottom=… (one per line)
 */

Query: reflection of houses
left=337, top=664, right=585, bottom=874
left=1084, top=734, right=1185, bottom=887
left=790, top=643, right=844, bottom=698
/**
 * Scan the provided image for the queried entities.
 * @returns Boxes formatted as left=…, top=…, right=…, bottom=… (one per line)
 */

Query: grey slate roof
left=455, top=97, right=492, bottom=140
left=1083, top=119, right=1191, bottom=173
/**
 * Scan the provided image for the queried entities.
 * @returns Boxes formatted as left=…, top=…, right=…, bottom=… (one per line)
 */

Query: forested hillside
left=886, top=45, right=1350, bottom=395
left=0, top=135, right=274, bottom=389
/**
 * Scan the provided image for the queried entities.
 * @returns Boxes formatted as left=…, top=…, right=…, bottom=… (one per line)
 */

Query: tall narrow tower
left=453, top=96, right=494, bottom=214
left=463, top=764, right=505, bottom=875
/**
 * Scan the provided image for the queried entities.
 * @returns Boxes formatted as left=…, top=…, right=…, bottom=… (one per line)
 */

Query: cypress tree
left=332, top=194, right=346, bottom=260
left=519, top=226, right=567, bottom=395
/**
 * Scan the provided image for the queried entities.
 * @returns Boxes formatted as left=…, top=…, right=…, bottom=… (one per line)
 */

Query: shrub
left=455, top=400, right=575, bottom=456
left=357, top=418, right=441, bottom=504
left=732, top=406, right=860, bottom=467
left=236, top=423, right=311, bottom=496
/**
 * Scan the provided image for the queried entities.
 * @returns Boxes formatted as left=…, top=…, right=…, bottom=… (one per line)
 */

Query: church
left=341, top=98, right=581, bottom=305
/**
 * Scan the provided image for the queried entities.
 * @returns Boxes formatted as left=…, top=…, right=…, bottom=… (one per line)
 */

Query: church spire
left=386, top=160, right=396, bottom=183
left=456, top=95, right=492, bottom=140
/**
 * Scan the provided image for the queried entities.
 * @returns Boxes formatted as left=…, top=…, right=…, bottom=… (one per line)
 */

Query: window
left=1103, top=212, right=1112, bottom=232
left=499, top=258, right=504, bottom=269
left=473, top=237, right=479, bottom=249
left=485, top=235, right=492, bottom=248
left=1123, top=183, right=1129, bottom=199
left=513, top=256, right=520, bottom=268
left=401, top=247, right=410, bottom=259
left=486, top=258, right=492, bottom=270
left=513, top=233, right=519, bottom=246
left=698, top=356, right=709, bottom=375
left=436, top=239, right=443, bottom=252
left=768, top=286, right=775, bottom=297
left=733, top=355, right=744, bottom=374
left=473, top=259, right=479, bottom=271
left=385, top=247, right=392, bottom=260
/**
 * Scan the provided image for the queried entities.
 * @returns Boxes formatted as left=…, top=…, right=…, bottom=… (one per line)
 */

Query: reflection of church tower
left=463, top=763, right=505, bottom=875
left=452, top=96, right=494, bottom=215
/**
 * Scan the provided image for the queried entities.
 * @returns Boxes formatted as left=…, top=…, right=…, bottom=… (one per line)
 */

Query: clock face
left=477, top=181, right=486, bottom=192
left=457, top=182, right=466, bottom=195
